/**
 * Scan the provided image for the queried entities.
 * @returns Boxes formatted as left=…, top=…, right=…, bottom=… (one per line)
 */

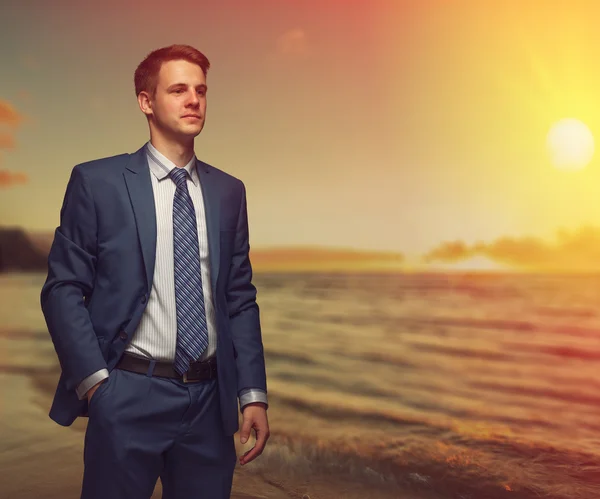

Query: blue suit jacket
left=40, top=145, right=267, bottom=436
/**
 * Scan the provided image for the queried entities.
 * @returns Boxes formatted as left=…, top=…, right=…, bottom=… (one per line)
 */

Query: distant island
left=0, top=228, right=50, bottom=272
left=0, top=227, right=405, bottom=273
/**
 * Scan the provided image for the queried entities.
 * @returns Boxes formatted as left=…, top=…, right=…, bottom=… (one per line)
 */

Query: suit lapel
left=196, top=159, right=220, bottom=294
left=122, top=148, right=220, bottom=295
left=123, top=146, right=157, bottom=292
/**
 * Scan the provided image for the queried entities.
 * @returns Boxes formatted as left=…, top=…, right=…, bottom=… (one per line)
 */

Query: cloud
left=0, top=100, right=24, bottom=128
left=274, top=28, right=310, bottom=58
left=0, top=99, right=27, bottom=187
left=0, top=170, right=28, bottom=187
left=0, top=99, right=24, bottom=153
left=423, top=226, right=600, bottom=271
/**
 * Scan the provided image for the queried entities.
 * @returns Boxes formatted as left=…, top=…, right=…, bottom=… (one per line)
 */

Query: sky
left=3, top=0, right=600, bottom=271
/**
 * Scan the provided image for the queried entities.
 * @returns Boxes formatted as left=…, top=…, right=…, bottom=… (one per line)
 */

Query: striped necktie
left=169, top=166, right=209, bottom=375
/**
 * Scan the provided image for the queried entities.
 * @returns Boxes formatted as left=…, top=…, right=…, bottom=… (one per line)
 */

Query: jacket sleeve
left=227, top=181, right=267, bottom=394
left=40, top=165, right=107, bottom=391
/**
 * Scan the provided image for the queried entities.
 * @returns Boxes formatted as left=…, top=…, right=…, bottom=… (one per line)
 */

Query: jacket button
left=141, top=294, right=148, bottom=304
left=119, top=331, right=128, bottom=341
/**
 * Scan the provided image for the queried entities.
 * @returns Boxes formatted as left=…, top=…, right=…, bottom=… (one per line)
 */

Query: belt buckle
left=182, top=370, right=200, bottom=383
left=182, top=362, right=203, bottom=383
left=182, top=359, right=216, bottom=383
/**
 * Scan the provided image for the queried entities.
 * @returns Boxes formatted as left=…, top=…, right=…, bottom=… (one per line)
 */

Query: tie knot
left=169, top=167, right=189, bottom=188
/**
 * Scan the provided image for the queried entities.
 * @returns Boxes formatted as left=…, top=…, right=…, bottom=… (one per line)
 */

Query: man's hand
left=86, top=379, right=106, bottom=404
left=238, top=402, right=269, bottom=466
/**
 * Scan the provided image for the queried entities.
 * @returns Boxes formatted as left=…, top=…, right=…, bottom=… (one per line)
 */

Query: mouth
left=182, top=115, right=202, bottom=120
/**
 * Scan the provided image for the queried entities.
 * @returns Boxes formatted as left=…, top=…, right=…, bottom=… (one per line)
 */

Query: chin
left=185, top=122, right=204, bottom=132
left=177, top=125, right=204, bottom=138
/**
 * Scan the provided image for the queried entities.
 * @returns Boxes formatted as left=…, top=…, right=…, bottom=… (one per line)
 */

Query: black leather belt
left=116, top=353, right=217, bottom=383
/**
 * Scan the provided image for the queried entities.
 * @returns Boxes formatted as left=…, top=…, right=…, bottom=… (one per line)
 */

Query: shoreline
left=0, top=370, right=420, bottom=499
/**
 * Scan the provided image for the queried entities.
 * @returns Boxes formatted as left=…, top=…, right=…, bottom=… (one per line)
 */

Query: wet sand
left=0, top=371, right=418, bottom=499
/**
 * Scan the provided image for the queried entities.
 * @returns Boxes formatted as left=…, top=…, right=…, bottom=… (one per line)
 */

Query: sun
left=546, top=118, right=595, bottom=171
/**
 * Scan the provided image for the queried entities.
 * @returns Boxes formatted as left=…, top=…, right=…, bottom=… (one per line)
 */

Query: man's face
left=146, top=59, right=207, bottom=139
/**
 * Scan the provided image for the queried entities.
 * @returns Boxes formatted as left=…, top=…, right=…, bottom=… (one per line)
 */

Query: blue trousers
left=81, top=367, right=236, bottom=499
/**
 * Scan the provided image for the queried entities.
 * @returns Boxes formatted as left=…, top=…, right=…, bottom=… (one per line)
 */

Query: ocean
left=1, top=271, right=599, bottom=498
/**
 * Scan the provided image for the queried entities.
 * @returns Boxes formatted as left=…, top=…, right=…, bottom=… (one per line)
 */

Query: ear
left=137, top=91, right=153, bottom=117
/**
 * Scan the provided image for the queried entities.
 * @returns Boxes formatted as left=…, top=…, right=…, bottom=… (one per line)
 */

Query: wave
left=406, top=341, right=514, bottom=362
left=518, top=343, right=600, bottom=361
left=265, top=350, right=318, bottom=366
left=534, top=305, right=597, bottom=319
left=299, top=311, right=600, bottom=342
left=0, top=365, right=56, bottom=376
left=252, top=425, right=597, bottom=499
left=0, top=328, right=48, bottom=340
left=469, top=380, right=600, bottom=409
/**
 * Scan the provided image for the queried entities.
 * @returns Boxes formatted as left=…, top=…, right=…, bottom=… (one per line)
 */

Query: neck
left=149, top=132, right=195, bottom=168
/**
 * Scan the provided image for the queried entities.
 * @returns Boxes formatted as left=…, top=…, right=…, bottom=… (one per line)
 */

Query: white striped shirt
left=125, top=141, right=217, bottom=362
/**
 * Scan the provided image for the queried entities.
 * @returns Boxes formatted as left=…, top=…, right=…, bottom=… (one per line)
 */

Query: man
left=40, top=44, right=269, bottom=499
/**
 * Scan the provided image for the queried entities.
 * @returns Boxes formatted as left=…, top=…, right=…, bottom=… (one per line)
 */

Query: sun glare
left=546, top=118, right=595, bottom=171
left=426, top=255, right=511, bottom=272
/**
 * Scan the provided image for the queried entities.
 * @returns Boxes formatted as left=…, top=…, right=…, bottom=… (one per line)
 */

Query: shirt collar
left=145, top=141, right=199, bottom=186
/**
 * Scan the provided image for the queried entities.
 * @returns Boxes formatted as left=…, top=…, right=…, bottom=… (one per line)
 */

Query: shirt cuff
left=76, top=369, right=109, bottom=400
left=238, top=388, right=268, bottom=412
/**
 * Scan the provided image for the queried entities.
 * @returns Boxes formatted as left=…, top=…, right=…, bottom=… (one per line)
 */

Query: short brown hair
left=134, top=44, right=210, bottom=97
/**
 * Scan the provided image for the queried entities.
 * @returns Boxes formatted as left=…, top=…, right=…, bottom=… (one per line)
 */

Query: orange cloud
left=0, top=100, right=24, bottom=128
left=0, top=99, right=24, bottom=161
left=0, top=170, right=28, bottom=187
left=423, top=226, right=600, bottom=271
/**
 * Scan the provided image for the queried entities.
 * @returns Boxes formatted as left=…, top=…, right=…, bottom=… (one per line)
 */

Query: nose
left=186, top=89, right=199, bottom=107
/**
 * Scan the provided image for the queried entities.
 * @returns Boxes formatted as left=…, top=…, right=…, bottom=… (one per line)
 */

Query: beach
left=1, top=271, right=600, bottom=498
